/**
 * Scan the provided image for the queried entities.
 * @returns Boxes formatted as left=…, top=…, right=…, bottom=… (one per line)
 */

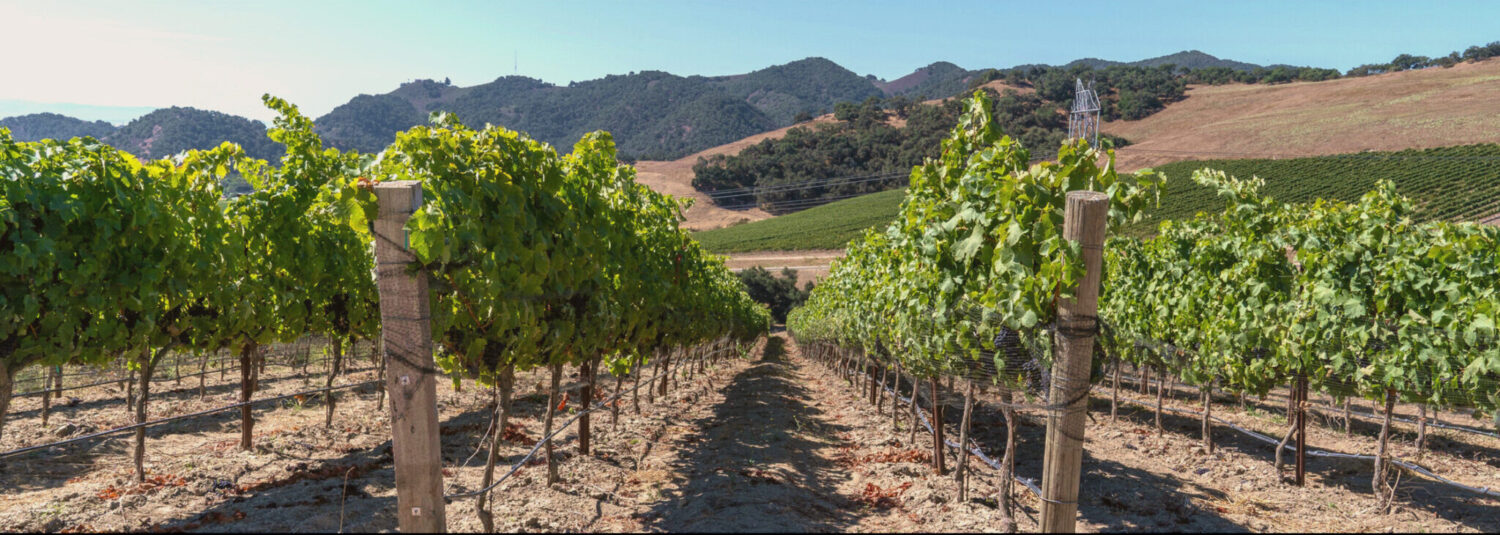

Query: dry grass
left=1104, top=58, right=1500, bottom=172
left=634, top=116, right=839, bottom=231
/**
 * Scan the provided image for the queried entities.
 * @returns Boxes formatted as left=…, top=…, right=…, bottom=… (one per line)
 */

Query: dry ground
left=795, top=336, right=1500, bottom=533
left=3, top=334, right=1497, bottom=532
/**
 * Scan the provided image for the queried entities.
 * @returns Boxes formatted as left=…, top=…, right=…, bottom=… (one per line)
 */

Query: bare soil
left=3, top=334, right=1497, bottom=532
left=792, top=336, right=1500, bottom=533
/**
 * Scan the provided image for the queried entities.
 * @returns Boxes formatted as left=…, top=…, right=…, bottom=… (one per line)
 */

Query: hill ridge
left=2, top=50, right=1275, bottom=161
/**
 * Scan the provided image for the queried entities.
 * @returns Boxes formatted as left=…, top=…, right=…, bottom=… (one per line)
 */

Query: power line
left=711, top=188, right=902, bottom=212
left=700, top=170, right=908, bottom=201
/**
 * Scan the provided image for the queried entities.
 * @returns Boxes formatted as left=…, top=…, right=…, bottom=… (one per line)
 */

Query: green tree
left=737, top=267, right=808, bottom=323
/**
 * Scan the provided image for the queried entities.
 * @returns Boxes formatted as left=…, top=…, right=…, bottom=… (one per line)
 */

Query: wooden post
left=1039, top=191, right=1108, bottom=533
left=579, top=358, right=593, bottom=455
left=931, top=376, right=946, bottom=476
left=1295, top=376, right=1307, bottom=487
left=239, top=343, right=256, bottom=451
left=373, top=181, right=446, bottom=532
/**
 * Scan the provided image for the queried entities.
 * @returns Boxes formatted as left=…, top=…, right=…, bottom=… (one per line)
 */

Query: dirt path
left=635, top=333, right=1015, bottom=532
left=5, top=333, right=1497, bottom=532
left=636, top=335, right=860, bottom=531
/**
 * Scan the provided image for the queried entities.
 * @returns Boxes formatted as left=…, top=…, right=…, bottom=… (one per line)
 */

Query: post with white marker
left=373, top=180, right=446, bottom=532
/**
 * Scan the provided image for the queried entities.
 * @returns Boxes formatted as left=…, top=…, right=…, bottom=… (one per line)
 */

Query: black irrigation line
left=13, top=354, right=342, bottom=399
left=833, top=344, right=1500, bottom=502
left=12, top=338, right=375, bottom=390
left=446, top=342, right=739, bottom=500
left=1109, top=393, right=1500, bottom=500
left=1112, top=333, right=1500, bottom=442
left=1311, top=403, right=1500, bottom=441
left=1112, top=368, right=1500, bottom=442
left=13, top=354, right=240, bottom=386
left=0, top=378, right=383, bottom=460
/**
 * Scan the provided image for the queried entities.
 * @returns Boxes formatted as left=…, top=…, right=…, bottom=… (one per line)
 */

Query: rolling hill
left=873, top=61, right=976, bottom=100
left=699, top=57, right=1500, bottom=275
left=0, top=113, right=117, bottom=142
left=0, top=49, right=1274, bottom=167
left=0, top=107, right=282, bottom=164
left=312, top=58, right=881, bottom=160
left=703, top=142, right=1500, bottom=268
left=1104, top=57, right=1500, bottom=171
left=1064, top=50, right=1263, bottom=71
left=306, top=50, right=1279, bottom=161
left=103, top=107, right=283, bottom=161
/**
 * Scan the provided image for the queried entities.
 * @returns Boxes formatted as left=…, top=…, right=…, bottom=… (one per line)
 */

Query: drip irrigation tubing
left=13, top=354, right=239, bottom=388
left=1112, top=368, right=1500, bottom=441
left=12, top=339, right=374, bottom=390
left=446, top=341, right=740, bottom=500
left=13, top=355, right=343, bottom=398
left=1110, top=393, right=1500, bottom=500
left=1309, top=403, right=1500, bottom=440
left=0, top=378, right=382, bottom=460
left=892, top=381, right=1045, bottom=498
left=851, top=354, right=1498, bottom=501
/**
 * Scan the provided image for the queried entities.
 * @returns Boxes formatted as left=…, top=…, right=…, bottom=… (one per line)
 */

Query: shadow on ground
left=638, top=336, right=862, bottom=532
left=1097, top=396, right=1497, bottom=531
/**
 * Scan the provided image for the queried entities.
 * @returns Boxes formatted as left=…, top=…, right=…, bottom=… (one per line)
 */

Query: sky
left=2, top=0, right=1497, bottom=124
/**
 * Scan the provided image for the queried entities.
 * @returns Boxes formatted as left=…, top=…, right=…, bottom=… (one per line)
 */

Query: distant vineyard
left=1138, top=144, right=1500, bottom=234
left=700, top=143, right=1500, bottom=253
left=693, top=188, right=907, bottom=253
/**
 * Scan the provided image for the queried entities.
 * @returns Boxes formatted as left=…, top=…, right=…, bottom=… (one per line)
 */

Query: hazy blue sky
left=2, top=0, right=1496, bottom=123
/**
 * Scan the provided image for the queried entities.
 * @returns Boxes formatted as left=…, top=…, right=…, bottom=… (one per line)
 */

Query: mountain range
left=0, top=50, right=1270, bottom=161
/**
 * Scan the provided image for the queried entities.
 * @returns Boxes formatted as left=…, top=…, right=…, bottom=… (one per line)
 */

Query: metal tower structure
left=1067, top=78, right=1101, bottom=147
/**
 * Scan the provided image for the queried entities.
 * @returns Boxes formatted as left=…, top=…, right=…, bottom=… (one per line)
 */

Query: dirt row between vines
left=3, top=333, right=1497, bottom=532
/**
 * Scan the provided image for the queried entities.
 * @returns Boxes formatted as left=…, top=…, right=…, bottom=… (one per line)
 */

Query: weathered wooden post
left=373, top=181, right=446, bottom=532
left=1295, top=376, right=1308, bottom=486
left=1040, top=190, right=1108, bottom=533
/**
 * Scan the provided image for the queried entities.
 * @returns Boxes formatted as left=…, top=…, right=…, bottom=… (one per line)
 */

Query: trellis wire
left=1111, top=367, right=1500, bottom=441
left=445, top=341, right=740, bottom=500
left=1110, top=393, right=1499, bottom=500
left=0, top=378, right=382, bottom=460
